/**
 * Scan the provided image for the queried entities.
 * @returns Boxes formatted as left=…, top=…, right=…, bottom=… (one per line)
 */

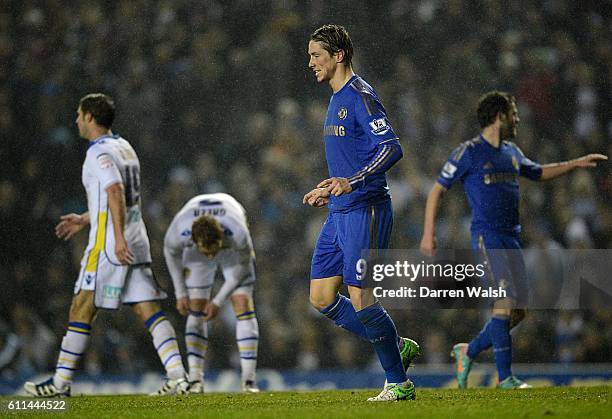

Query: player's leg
left=124, top=265, right=188, bottom=395
left=230, top=287, right=259, bottom=392
left=495, top=242, right=531, bottom=388
left=24, top=289, right=97, bottom=397
left=185, top=297, right=208, bottom=393
left=182, top=265, right=215, bottom=391
left=24, top=255, right=121, bottom=398
left=310, top=214, right=369, bottom=339
left=339, top=202, right=414, bottom=401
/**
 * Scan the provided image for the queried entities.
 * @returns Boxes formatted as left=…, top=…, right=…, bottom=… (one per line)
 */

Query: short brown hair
left=477, top=91, right=515, bottom=128
left=310, top=24, right=354, bottom=66
left=192, top=215, right=224, bottom=245
left=79, top=93, right=115, bottom=128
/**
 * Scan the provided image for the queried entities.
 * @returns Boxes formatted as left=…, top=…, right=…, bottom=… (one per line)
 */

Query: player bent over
left=420, top=91, right=607, bottom=389
left=304, top=25, right=420, bottom=401
left=164, top=193, right=260, bottom=393
left=24, top=94, right=189, bottom=397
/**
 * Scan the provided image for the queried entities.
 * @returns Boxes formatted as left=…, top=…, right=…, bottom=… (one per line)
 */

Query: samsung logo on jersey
left=369, top=118, right=390, bottom=135
left=193, top=208, right=226, bottom=217
left=324, top=125, right=346, bottom=137
left=483, top=172, right=518, bottom=184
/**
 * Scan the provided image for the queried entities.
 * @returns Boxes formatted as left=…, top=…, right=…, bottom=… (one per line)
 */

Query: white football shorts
left=75, top=251, right=167, bottom=309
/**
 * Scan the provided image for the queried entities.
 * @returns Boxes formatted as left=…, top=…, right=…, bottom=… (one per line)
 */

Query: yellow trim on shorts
left=85, top=211, right=107, bottom=272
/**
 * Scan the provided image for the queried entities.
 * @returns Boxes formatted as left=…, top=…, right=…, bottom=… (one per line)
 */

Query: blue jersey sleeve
left=347, top=89, right=402, bottom=189
left=353, top=88, right=398, bottom=145
left=437, top=143, right=472, bottom=189
left=514, top=144, right=542, bottom=180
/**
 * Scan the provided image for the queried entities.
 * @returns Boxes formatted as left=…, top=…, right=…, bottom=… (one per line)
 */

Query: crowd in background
left=1, top=0, right=611, bottom=380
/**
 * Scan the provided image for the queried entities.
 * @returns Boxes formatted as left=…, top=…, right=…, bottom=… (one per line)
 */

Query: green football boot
left=497, top=376, right=532, bottom=389
left=399, top=337, right=422, bottom=371
left=451, top=343, right=473, bottom=389
left=367, top=380, right=416, bottom=401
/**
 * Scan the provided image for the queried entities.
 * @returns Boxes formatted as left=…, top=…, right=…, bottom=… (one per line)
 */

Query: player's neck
left=329, top=65, right=354, bottom=93
left=87, top=127, right=112, bottom=142
left=481, top=126, right=501, bottom=148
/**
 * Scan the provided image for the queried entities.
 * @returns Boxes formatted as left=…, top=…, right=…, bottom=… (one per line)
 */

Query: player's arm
left=163, top=225, right=189, bottom=316
left=539, top=154, right=607, bottom=181
left=55, top=212, right=90, bottom=240
left=420, top=143, right=471, bottom=254
left=107, top=182, right=134, bottom=265
left=420, top=182, right=446, bottom=255
left=204, top=257, right=249, bottom=321
left=318, top=141, right=403, bottom=196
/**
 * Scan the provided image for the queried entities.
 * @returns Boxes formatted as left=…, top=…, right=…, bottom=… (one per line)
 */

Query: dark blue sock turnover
left=356, top=302, right=406, bottom=384
left=489, top=316, right=512, bottom=381
left=319, top=294, right=368, bottom=341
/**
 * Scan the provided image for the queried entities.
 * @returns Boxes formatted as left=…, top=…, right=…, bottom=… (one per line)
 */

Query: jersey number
left=124, top=166, right=140, bottom=206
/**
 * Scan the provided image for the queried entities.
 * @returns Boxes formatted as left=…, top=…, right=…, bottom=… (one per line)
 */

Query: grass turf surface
left=1, top=387, right=610, bottom=418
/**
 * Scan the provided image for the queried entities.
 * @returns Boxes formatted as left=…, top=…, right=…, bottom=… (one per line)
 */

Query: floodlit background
left=0, top=1, right=610, bottom=391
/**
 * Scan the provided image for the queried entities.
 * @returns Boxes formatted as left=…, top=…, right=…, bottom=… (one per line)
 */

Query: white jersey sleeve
left=90, top=152, right=122, bottom=190
left=163, top=213, right=188, bottom=299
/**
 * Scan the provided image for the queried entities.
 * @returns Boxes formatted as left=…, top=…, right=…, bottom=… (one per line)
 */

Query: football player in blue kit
left=303, top=24, right=419, bottom=401
left=420, top=91, right=607, bottom=389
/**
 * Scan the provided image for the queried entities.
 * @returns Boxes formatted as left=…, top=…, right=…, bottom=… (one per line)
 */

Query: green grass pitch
left=1, top=387, right=610, bottom=418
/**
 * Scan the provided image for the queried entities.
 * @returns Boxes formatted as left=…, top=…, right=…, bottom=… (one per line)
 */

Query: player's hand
left=419, top=235, right=437, bottom=257
left=303, top=187, right=330, bottom=207
left=176, top=297, right=189, bottom=316
left=115, top=236, right=134, bottom=265
left=203, top=302, right=219, bottom=321
left=55, top=213, right=87, bottom=240
left=318, top=177, right=352, bottom=197
left=572, top=154, right=608, bottom=168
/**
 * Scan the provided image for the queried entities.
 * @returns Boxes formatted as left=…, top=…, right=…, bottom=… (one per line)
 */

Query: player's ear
left=335, top=49, right=345, bottom=64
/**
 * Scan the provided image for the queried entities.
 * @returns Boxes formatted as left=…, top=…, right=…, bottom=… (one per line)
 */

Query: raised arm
left=539, top=154, right=608, bottom=181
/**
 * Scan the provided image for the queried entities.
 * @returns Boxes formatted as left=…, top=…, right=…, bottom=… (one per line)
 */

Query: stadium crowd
left=1, top=0, right=610, bottom=380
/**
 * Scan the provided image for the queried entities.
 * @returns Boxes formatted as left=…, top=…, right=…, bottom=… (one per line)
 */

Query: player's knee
left=309, top=294, right=334, bottom=311
left=132, top=301, right=162, bottom=321
left=231, top=295, right=251, bottom=314
left=69, top=291, right=96, bottom=323
left=189, top=299, right=208, bottom=313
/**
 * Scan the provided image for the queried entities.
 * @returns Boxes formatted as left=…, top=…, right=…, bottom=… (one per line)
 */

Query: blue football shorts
left=471, top=230, right=529, bottom=306
left=311, top=199, right=393, bottom=287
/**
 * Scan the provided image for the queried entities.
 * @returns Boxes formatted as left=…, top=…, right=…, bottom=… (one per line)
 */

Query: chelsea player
left=303, top=24, right=419, bottom=401
left=420, top=91, right=607, bottom=389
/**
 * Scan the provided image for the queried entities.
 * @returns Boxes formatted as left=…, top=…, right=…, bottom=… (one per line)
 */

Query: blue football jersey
left=437, top=135, right=542, bottom=234
left=323, top=75, right=402, bottom=212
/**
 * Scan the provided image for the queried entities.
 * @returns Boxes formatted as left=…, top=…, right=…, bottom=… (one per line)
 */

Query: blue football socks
left=356, top=302, right=406, bottom=384
left=489, top=316, right=512, bottom=382
left=467, top=319, right=493, bottom=359
left=320, top=294, right=368, bottom=340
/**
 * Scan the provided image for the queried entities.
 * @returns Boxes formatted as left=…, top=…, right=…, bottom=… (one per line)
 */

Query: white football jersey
left=81, top=134, right=151, bottom=269
left=164, top=193, right=253, bottom=266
